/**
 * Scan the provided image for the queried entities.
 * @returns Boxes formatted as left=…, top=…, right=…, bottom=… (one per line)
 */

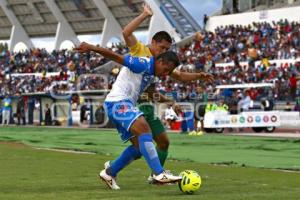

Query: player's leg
left=199, top=117, right=204, bottom=133
left=17, top=113, right=21, bottom=125
left=188, top=112, right=197, bottom=135
left=104, top=128, right=142, bottom=178
left=4, top=110, right=9, bottom=125
left=101, top=104, right=148, bottom=182
left=102, top=136, right=143, bottom=185
left=129, top=116, right=164, bottom=175
left=147, top=118, right=172, bottom=183
left=130, top=116, right=181, bottom=183
left=102, top=100, right=181, bottom=184
left=153, top=132, right=169, bottom=166
left=1, top=110, right=4, bottom=125
left=139, top=104, right=169, bottom=167
left=151, top=119, right=169, bottom=167
left=103, top=117, right=170, bottom=181
left=197, top=104, right=206, bottom=134
left=100, top=101, right=141, bottom=189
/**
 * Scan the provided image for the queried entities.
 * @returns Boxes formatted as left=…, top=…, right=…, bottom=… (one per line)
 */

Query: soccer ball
left=178, top=170, right=202, bottom=194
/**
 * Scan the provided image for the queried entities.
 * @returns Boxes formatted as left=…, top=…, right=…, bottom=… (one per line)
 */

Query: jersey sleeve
left=123, top=55, right=153, bottom=74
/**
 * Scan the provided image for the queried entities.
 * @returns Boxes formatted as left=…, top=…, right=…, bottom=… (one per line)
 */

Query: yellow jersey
left=129, top=41, right=153, bottom=102
left=129, top=41, right=152, bottom=57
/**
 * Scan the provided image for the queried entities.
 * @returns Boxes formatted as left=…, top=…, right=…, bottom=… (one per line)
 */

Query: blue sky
left=178, top=0, right=222, bottom=26
left=1, top=0, right=222, bottom=51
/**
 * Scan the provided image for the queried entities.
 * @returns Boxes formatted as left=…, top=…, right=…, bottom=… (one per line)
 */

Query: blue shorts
left=104, top=100, right=144, bottom=142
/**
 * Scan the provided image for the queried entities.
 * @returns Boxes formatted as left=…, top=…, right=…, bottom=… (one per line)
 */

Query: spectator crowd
left=1, top=20, right=300, bottom=104
left=162, top=19, right=300, bottom=102
left=0, top=44, right=128, bottom=96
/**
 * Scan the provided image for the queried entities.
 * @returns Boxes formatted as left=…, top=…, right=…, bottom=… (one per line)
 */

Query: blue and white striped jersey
left=105, top=55, right=155, bottom=104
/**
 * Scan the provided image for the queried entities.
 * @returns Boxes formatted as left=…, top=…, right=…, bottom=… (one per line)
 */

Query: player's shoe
left=104, top=161, right=110, bottom=169
left=148, top=173, right=177, bottom=185
left=152, top=170, right=182, bottom=183
left=99, top=169, right=120, bottom=190
left=147, top=174, right=154, bottom=183
left=196, top=131, right=204, bottom=136
left=188, top=130, right=197, bottom=136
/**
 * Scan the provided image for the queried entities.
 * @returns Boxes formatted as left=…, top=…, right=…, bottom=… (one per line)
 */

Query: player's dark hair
left=156, top=51, right=180, bottom=67
left=152, top=31, right=172, bottom=43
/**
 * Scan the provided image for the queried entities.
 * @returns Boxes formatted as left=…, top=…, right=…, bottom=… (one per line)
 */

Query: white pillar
left=93, top=0, right=123, bottom=46
left=145, top=0, right=181, bottom=43
left=44, top=0, right=80, bottom=50
left=0, top=0, right=34, bottom=51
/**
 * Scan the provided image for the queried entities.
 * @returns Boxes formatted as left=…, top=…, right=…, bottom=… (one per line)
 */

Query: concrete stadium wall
left=206, top=6, right=300, bottom=32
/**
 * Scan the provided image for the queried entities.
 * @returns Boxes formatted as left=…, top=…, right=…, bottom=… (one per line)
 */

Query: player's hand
left=202, top=73, right=215, bottom=84
left=74, top=42, right=93, bottom=53
left=143, top=3, right=153, bottom=16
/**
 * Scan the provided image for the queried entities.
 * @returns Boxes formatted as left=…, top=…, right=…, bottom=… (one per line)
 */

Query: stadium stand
left=0, top=0, right=299, bottom=127
left=1, top=19, right=300, bottom=101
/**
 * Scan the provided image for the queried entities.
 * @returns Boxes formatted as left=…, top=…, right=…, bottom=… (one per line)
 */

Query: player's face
left=150, top=40, right=171, bottom=57
left=154, top=60, right=175, bottom=76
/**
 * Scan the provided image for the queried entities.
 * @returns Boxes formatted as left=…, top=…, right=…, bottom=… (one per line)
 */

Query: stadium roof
left=0, top=0, right=202, bottom=51
left=0, top=0, right=149, bottom=40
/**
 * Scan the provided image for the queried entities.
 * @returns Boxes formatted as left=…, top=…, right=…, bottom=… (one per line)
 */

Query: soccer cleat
left=99, top=169, right=120, bottom=190
left=152, top=170, right=182, bottom=183
left=148, top=174, right=177, bottom=185
left=196, top=131, right=204, bottom=136
left=104, top=161, right=110, bottom=169
left=147, top=174, right=154, bottom=183
left=188, top=131, right=197, bottom=136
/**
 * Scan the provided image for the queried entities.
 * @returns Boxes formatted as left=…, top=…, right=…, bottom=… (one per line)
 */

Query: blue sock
left=138, top=134, right=164, bottom=175
left=106, top=145, right=141, bottom=177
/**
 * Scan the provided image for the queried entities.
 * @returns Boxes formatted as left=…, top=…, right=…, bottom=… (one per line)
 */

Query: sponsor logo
left=231, top=116, right=238, bottom=123
left=139, top=58, right=146, bottom=64
left=239, top=116, right=245, bottom=123
left=263, top=116, right=269, bottom=123
left=247, top=116, right=253, bottom=123
left=255, top=116, right=261, bottom=123
left=271, top=115, right=277, bottom=122
left=117, top=105, right=128, bottom=114
left=214, top=120, right=230, bottom=125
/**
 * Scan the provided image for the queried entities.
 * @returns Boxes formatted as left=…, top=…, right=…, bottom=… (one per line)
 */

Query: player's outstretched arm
left=75, top=42, right=124, bottom=65
left=170, top=70, right=215, bottom=84
left=122, top=3, right=153, bottom=47
left=75, top=42, right=150, bottom=74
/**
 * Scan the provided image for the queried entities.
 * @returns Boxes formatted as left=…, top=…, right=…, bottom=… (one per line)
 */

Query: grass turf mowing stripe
left=0, top=142, right=300, bottom=200
left=0, top=126, right=300, bottom=169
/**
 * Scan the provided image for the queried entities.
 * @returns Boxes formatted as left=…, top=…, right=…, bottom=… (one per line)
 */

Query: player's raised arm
left=122, top=4, right=153, bottom=47
left=75, top=42, right=124, bottom=65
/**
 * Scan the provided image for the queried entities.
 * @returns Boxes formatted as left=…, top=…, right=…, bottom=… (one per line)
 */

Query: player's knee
left=130, top=117, right=151, bottom=134
left=139, top=122, right=151, bottom=133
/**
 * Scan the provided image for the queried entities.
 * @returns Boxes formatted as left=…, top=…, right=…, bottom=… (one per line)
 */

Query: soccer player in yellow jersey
left=104, top=4, right=214, bottom=184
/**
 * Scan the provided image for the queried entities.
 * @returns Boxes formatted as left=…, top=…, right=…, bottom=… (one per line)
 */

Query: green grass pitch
left=0, top=127, right=300, bottom=200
